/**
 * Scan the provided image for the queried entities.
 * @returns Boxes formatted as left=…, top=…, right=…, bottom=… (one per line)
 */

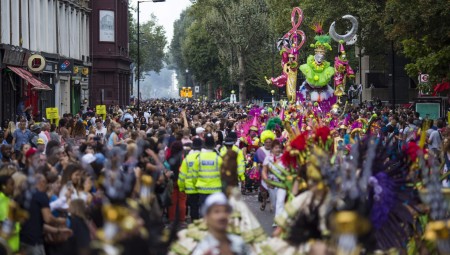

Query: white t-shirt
left=144, top=112, right=151, bottom=123
left=96, top=127, right=108, bottom=141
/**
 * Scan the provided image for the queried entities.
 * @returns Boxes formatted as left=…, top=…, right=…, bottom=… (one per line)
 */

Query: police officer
left=219, top=131, right=245, bottom=184
left=178, top=137, right=202, bottom=221
left=193, top=133, right=223, bottom=211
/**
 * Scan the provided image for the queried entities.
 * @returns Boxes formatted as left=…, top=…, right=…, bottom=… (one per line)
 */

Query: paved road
left=241, top=191, right=275, bottom=235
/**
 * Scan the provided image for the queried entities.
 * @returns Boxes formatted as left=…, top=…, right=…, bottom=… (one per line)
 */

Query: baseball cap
left=196, top=127, right=205, bottom=135
left=81, top=153, right=96, bottom=165
left=31, top=124, right=41, bottom=132
left=25, top=148, right=38, bottom=158
left=201, top=192, right=231, bottom=216
left=37, top=138, right=45, bottom=145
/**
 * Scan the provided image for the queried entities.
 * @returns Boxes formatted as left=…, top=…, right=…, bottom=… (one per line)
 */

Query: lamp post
left=137, top=0, right=165, bottom=113
left=271, top=90, right=275, bottom=106
left=230, top=90, right=236, bottom=104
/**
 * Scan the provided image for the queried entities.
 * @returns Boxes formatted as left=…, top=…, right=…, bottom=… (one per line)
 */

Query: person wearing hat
left=193, top=133, right=223, bottom=210
left=178, top=137, right=202, bottom=221
left=219, top=131, right=245, bottom=187
left=36, top=138, right=45, bottom=153
left=196, top=127, right=206, bottom=139
left=29, top=124, right=42, bottom=148
left=191, top=192, right=251, bottom=255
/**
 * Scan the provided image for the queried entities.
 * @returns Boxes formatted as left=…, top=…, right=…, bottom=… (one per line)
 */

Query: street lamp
left=230, top=90, right=236, bottom=104
left=185, top=69, right=189, bottom=87
left=137, top=0, right=165, bottom=113
left=271, top=90, right=275, bottom=106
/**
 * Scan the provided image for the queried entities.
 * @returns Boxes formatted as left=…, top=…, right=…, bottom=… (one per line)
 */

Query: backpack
left=29, top=133, right=39, bottom=148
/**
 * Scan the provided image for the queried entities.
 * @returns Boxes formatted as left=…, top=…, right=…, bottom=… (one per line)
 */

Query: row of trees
left=169, top=0, right=449, bottom=103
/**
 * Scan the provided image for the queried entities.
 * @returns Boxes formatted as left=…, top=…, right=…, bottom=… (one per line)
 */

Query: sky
left=130, top=0, right=192, bottom=45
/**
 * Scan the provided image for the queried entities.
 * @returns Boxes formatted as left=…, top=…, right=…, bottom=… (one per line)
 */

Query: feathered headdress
left=310, top=22, right=332, bottom=52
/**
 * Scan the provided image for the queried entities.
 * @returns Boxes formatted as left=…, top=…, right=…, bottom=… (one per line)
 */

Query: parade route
left=242, top=192, right=275, bottom=235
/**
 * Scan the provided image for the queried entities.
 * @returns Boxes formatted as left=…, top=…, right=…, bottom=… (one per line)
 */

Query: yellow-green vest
left=193, top=151, right=223, bottom=194
left=220, top=145, right=246, bottom=181
left=178, top=151, right=200, bottom=194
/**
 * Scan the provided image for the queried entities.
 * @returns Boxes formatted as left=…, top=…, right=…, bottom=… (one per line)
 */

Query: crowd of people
left=0, top=98, right=447, bottom=255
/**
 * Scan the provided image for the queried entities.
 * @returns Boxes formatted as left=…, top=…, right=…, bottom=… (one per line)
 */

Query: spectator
left=12, top=119, right=32, bottom=155
left=20, top=174, right=71, bottom=255
left=428, top=119, right=445, bottom=159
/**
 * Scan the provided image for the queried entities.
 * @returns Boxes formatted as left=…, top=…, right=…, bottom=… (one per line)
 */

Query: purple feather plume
left=370, top=172, right=396, bottom=230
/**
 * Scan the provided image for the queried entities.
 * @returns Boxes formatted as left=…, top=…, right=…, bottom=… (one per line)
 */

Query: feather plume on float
left=347, top=137, right=417, bottom=251
left=266, top=117, right=282, bottom=131
left=236, top=119, right=257, bottom=139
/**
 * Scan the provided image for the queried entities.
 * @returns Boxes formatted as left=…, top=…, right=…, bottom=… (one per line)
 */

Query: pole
left=272, top=37, right=278, bottom=101
left=137, top=2, right=140, bottom=112
left=359, top=47, right=362, bottom=103
left=391, top=40, right=396, bottom=110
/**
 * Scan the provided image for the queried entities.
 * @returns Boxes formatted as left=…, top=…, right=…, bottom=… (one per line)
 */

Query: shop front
left=0, top=46, right=52, bottom=122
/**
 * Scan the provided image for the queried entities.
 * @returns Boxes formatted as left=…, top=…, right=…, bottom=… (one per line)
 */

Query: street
left=241, top=192, right=275, bottom=235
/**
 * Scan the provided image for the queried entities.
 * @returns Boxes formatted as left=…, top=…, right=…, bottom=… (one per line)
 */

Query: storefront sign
left=58, top=59, right=73, bottom=75
left=27, top=54, right=46, bottom=72
left=46, top=107, right=59, bottom=120
left=3, top=49, right=25, bottom=66
left=99, top=10, right=115, bottom=42
left=82, top=67, right=89, bottom=76
left=43, top=62, right=56, bottom=73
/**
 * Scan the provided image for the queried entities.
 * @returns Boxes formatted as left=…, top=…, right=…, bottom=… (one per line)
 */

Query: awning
left=402, top=103, right=413, bottom=109
left=7, top=66, right=52, bottom=91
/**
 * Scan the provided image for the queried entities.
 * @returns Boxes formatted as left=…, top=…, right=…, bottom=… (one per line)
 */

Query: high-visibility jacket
left=0, top=192, right=20, bottom=252
left=220, top=145, right=245, bottom=181
left=178, top=151, right=200, bottom=194
left=193, top=150, right=223, bottom=194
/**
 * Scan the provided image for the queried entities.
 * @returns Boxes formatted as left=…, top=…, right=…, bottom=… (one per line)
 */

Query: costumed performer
left=255, top=130, right=276, bottom=212
left=265, top=7, right=306, bottom=103
left=329, top=15, right=358, bottom=100
left=298, top=23, right=335, bottom=111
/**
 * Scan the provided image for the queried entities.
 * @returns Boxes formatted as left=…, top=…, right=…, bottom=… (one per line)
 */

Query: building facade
left=0, top=0, right=91, bottom=122
left=355, top=47, right=417, bottom=105
left=89, top=0, right=131, bottom=107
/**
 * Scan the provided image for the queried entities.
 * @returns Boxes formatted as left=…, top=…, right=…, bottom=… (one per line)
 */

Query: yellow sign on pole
left=447, top=111, right=450, bottom=127
left=96, top=105, right=107, bottom=115
left=46, top=108, right=59, bottom=120
left=45, top=108, right=59, bottom=125
left=96, top=105, right=107, bottom=120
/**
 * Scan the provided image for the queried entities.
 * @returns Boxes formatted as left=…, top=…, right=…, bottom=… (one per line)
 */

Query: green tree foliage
left=182, top=20, right=225, bottom=98
left=129, top=7, right=167, bottom=78
left=172, top=0, right=270, bottom=103
left=383, top=0, right=450, bottom=83
left=170, top=0, right=448, bottom=100
left=168, top=9, right=192, bottom=87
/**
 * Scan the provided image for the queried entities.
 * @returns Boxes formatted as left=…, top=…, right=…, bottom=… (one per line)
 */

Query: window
left=366, top=73, right=387, bottom=88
